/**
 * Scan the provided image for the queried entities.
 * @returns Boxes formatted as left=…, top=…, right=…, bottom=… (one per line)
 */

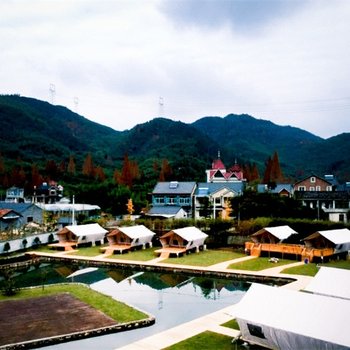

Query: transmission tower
left=158, top=96, right=164, bottom=117
left=73, top=96, right=79, bottom=113
left=49, top=84, right=56, bottom=104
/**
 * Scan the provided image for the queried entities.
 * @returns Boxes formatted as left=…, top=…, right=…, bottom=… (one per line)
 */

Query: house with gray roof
left=150, top=181, right=196, bottom=218
left=0, top=202, right=43, bottom=228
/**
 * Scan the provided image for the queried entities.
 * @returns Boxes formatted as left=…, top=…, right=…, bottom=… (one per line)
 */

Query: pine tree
left=159, top=159, right=172, bottom=181
left=67, top=155, right=76, bottom=175
left=270, top=151, right=284, bottom=183
left=82, top=153, right=95, bottom=177
left=263, top=156, right=272, bottom=184
left=120, top=154, right=133, bottom=188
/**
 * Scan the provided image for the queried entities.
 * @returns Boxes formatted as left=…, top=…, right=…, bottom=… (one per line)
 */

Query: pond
left=3, top=262, right=252, bottom=349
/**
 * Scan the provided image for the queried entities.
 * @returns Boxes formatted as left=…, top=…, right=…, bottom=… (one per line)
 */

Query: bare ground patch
left=0, top=293, right=117, bottom=346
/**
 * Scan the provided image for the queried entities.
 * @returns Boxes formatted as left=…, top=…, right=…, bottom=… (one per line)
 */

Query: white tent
left=234, top=283, right=350, bottom=350
left=160, top=226, right=208, bottom=251
left=251, top=225, right=298, bottom=243
left=57, top=223, right=107, bottom=245
left=107, top=225, right=155, bottom=248
left=304, top=228, right=350, bottom=253
left=304, top=266, right=350, bottom=300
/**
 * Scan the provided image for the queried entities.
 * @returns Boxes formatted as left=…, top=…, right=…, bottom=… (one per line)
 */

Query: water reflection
left=1, top=263, right=250, bottom=349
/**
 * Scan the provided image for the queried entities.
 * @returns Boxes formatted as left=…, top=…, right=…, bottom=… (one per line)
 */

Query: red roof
left=212, top=158, right=225, bottom=170
left=0, top=209, right=12, bottom=218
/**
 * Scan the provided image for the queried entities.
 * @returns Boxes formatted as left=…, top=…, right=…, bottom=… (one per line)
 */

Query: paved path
left=30, top=251, right=313, bottom=349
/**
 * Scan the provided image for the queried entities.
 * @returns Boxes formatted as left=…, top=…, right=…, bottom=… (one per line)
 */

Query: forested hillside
left=0, top=94, right=349, bottom=214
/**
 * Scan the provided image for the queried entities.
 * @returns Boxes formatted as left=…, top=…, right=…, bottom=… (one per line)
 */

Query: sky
left=1, top=0, right=350, bottom=139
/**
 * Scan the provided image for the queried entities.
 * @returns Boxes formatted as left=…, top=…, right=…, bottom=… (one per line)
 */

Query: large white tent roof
left=64, top=223, right=107, bottom=237
left=37, top=203, right=100, bottom=212
left=234, top=283, right=350, bottom=348
left=172, top=226, right=208, bottom=241
left=253, top=225, right=297, bottom=241
left=315, top=228, right=350, bottom=244
left=116, top=225, right=155, bottom=239
left=304, top=267, right=350, bottom=300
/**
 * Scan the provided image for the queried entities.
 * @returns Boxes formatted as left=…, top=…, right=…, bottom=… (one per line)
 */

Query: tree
left=67, top=155, right=76, bottom=175
left=120, top=154, right=133, bottom=188
left=45, top=160, right=58, bottom=179
left=270, top=151, right=284, bottom=183
left=82, top=153, right=95, bottom=177
left=126, top=198, right=135, bottom=218
left=95, top=166, right=106, bottom=182
left=263, top=156, right=272, bottom=184
left=159, top=159, right=172, bottom=181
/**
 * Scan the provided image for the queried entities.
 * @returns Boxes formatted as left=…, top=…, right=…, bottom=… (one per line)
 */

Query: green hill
left=0, top=94, right=349, bottom=183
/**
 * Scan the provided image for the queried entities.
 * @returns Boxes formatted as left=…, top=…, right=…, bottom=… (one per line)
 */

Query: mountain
left=0, top=94, right=349, bottom=182
left=0, top=94, right=119, bottom=166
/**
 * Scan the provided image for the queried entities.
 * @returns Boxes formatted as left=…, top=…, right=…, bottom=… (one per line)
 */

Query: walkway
left=30, top=250, right=313, bottom=349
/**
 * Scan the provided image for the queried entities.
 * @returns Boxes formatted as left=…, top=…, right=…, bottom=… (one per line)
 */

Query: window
left=215, top=197, right=221, bottom=204
left=154, top=197, right=164, bottom=204
left=309, top=186, right=315, bottom=191
left=298, top=186, right=306, bottom=191
left=316, top=186, right=321, bottom=191
left=326, top=186, right=332, bottom=191
left=179, top=197, right=190, bottom=205
left=27, top=216, right=33, bottom=223
left=168, top=197, right=176, bottom=204
left=247, top=324, right=266, bottom=339
left=310, top=177, right=316, bottom=183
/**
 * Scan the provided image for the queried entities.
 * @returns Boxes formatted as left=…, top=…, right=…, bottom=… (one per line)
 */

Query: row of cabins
left=245, top=225, right=350, bottom=262
left=50, top=223, right=208, bottom=258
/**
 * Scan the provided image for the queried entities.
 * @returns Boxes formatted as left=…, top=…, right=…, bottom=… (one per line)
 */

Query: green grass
left=228, top=257, right=295, bottom=271
left=221, top=319, right=240, bottom=330
left=161, top=250, right=245, bottom=267
left=107, top=247, right=158, bottom=261
left=282, top=259, right=350, bottom=276
left=66, top=245, right=107, bottom=257
left=0, top=284, right=147, bottom=323
left=163, top=331, right=237, bottom=350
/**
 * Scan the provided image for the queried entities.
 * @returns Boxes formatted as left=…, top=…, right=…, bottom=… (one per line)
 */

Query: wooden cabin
left=245, top=225, right=300, bottom=258
left=302, top=228, right=350, bottom=262
left=155, top=226, right=208, bottom=258
left=101, top=225, right=155, bottom=255
left=49, top=223, right=107, bottom=251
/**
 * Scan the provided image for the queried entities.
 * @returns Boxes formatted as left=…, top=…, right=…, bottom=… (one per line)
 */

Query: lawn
left=0, top=283, right=147, bottom=322
left=221, top=319, right=240, bottom=330
left=163, top=331, right=236, bottom=350
left=161, top=250, right=245, bottom=267
left=107, top=247, right=158, bottom=261
left=66, top=245, right=107, bottom=257
left=228, top=257, right=295, bottom=271
left=282, top=259, right=350, bottom=276
left=163, top=330, right=263, bottom=350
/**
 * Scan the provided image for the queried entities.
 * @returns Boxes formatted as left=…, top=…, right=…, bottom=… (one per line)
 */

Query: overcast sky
left=1, top=0, right=350, bottom=138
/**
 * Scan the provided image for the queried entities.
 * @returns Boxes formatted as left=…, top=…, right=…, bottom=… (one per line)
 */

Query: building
left=294, top=175, right=350, bottom=222
left=150, top=181, right=196, bottom=218
left=155, top=226, right=208, bottom=257
left=0, top=202, right=43, bottom=228
left=233, top=283, right=350, bottom=350
left=149, top=155, right=245, bottom=220
left=103, top=225, right=155, bottom=254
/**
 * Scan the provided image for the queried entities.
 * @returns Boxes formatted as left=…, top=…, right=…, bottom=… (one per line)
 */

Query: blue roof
left=0, top=202, right=41, bottom=213
left=148, top=206, right=183, bottom=215
left=195, top=182, right=244, bottom=196
left=152, top=182, right=196, bottom=195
